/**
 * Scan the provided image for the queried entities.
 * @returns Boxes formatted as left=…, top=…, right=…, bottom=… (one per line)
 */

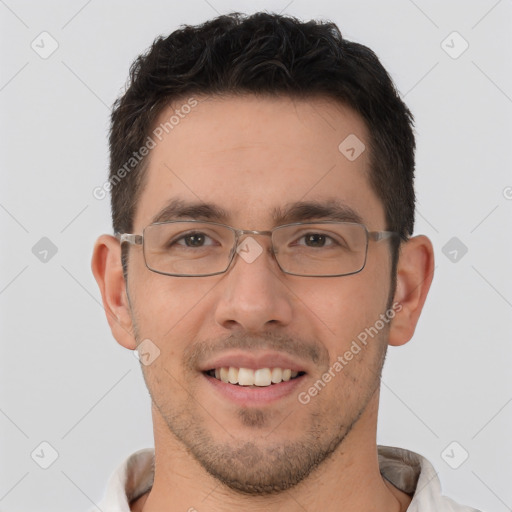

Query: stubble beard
left=138, top=330, right=388, bottom=495
left=127, top=271, right=396, bottom=496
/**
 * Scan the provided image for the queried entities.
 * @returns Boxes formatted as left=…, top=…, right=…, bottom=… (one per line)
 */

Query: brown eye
left=304, top=234, right=328, bottom=247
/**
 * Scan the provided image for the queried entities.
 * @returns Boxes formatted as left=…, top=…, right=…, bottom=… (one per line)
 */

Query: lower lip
left=203, top=373, right=306, bottom=406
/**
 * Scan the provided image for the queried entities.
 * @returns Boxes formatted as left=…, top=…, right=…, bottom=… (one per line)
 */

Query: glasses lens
left=273, top=222, right=368, bottom=276
left=141, top=221, right=369, bottom=277
left=143, top=222, right=235, bottom=276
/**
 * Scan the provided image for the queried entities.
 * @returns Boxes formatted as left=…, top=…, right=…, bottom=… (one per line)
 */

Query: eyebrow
left=151, top=199, right=230, bottom=224
left=150, top=198, right=364, bottom=226
left=273, top=200, right=363, bottom=225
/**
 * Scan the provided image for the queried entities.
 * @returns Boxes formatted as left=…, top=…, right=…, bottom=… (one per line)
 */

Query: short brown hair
left=109, top=12, right=415, bottom=275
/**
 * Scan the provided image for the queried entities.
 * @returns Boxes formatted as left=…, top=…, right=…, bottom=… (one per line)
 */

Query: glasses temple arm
left=368, top=231, right=400, bottom=242
left=117, top=233, right=143, bottom=245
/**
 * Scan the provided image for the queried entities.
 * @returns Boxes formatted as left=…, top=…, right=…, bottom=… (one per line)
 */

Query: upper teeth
left=212, top=367, right=299, bottom=387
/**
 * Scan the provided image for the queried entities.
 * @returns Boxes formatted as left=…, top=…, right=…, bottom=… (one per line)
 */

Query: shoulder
left=94, top=448, right=155, bottom=512
left=377, top=445, right=481, bottom=512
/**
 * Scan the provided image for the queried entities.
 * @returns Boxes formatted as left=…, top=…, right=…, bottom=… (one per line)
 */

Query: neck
left=134, top=395, right=411, bottom=512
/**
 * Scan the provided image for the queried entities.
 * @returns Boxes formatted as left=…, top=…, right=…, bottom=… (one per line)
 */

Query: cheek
left=301, top=273, right=389, bottom=338
left=128, top=266, right=216, bottom=345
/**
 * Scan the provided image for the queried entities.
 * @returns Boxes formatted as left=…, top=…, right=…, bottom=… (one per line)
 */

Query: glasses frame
left=117, top=220, right=399, bottom=278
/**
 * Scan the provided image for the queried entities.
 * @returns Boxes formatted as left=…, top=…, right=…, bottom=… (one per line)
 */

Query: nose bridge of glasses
left=234, top=229, right=273, bottom=245
left=232, top=229, right=276, bottom=261
left=235, top=228, right=273, bottom=237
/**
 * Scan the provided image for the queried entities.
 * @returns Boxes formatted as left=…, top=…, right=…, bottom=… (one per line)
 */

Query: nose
left=214, top=235, right=294, bottom=332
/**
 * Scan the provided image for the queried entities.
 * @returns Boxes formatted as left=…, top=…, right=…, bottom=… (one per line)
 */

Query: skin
left=92, top=94, right=434, bottom=512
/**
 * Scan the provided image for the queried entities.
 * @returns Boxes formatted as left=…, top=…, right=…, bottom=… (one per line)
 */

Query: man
left=92, top=12, right=478, bottom=511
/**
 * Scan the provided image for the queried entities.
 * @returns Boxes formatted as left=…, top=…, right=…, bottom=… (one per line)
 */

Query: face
left=126, top=95, right=394, bottom=493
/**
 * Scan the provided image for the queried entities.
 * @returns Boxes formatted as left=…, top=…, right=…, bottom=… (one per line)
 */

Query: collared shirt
left=96, top=445, right=481, bottom=511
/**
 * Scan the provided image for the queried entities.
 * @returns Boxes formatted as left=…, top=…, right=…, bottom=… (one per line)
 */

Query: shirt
left=96, top=445, right=481, bottom=511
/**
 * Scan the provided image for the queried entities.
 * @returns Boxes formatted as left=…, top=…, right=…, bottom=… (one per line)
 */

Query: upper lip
left=199, top=351, right=310, bottom=374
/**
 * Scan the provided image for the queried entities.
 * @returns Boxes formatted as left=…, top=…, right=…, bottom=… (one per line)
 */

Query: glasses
left=118, top=220, right=398, bottom=277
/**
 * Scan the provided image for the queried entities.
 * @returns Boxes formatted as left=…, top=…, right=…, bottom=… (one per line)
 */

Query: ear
left=388, top=235, right=435, bottom=346
left=91, top=234, right=137, bottom=350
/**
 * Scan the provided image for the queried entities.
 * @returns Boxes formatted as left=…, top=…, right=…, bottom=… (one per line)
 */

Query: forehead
left=134, top=94, right=384, bottom=230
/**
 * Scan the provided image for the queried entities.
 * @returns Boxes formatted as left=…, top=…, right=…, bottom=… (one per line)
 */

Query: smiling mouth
left=205, top=367, right=306, bottom=387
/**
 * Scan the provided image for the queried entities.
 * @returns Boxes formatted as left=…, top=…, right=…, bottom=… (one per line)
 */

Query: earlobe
left=388, top=235, right=435, bottom=347
left=91, top=235, right=137, bottom=350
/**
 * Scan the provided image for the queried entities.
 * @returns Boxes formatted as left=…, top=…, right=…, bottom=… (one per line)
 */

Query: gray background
left=0, top=1, right=511, bottom=511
